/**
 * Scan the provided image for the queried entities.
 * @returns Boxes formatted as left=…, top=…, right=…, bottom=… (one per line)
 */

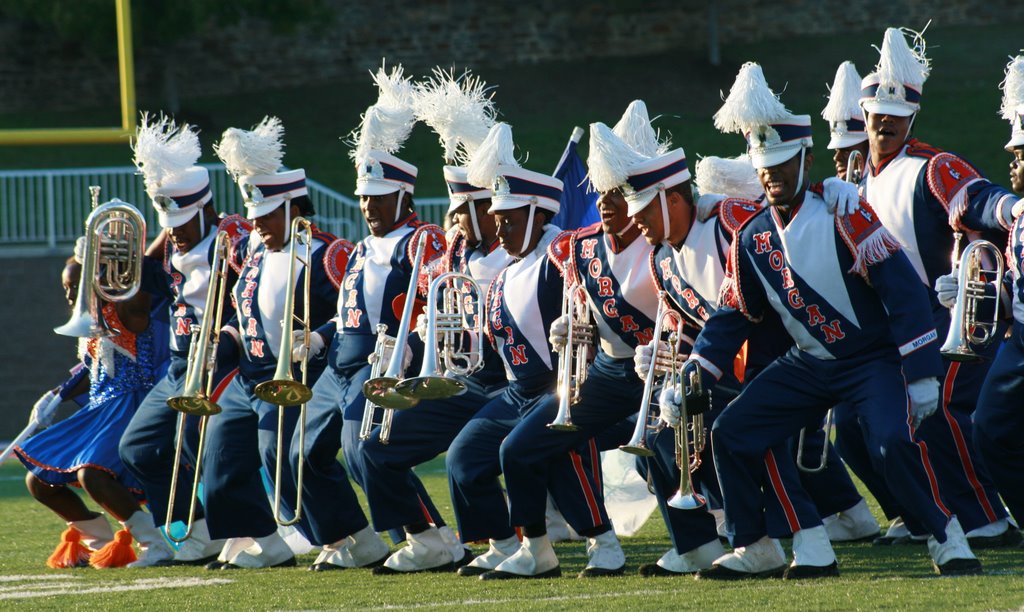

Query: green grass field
left=1, top=457, right=1022, bottom=610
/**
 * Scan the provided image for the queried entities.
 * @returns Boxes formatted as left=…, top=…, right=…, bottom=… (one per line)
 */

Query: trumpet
left=939, top=232, right=1005, bottom=362
left=667, top=360, right=707, bottom=511
left=362, top=233, right=429, bottom=410
left=164, top=230, right=232, bottom=542
left=620, top=292, right=686, bottom=457
left=547, top=282, right=594, bottom=432
left=795, top=409, right=834, bottom=474
left=845, top=149, right=864, bottom=184
left=395, top=272, right=485, bottom=400
left=359, top=324, right=398, bottom=443
left=253, top=216, right=315, bottom=526
left=55, top=187, right=146, bottom=338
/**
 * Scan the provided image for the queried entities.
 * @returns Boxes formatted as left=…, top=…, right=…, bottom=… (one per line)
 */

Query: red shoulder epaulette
left=546, top=229, right=576, bottom=278
left=717, top=198, right=763, bottom=234
left=836, top=201, right=884, bottom=247
left=408, top=224, right=447, bottom=297
left=926, top=151, right=983, bottom=211
left=904, top=138, right=942, bottom=160
left=323, top=238, right=355, bottom=290
left=575, top=222, right=602, bottom=238
left=217, top=214, right=253, bottom=274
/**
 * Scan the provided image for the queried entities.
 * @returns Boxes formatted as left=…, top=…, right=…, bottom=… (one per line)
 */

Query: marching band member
left=822, top=61, right=870, bottom=182
left=359, top=68, right=514, bottom=574
left=17, top=255, right=172, bottom=568
left=938, top=55, right=1024, bottom=532
left=201, top=117, right=345, bottom=569
left=690, top=62, right=980, bottom=579
left=289, top=65, right=446, bottom=571
left=496, top=102, right=672, bottom=579
left=119, top=115, right=246, bottom=566
left=859, top=27, right=1016, bottom=545
left=447, top=122, right=604, bottom=580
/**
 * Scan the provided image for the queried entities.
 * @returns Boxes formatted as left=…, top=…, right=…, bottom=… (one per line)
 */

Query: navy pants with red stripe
left=500, top=353, right=639, bottom=536
left=974, top=322, right=1024, bottom=526
left=712, top=348, right=952, bottom=548
left=447, top=375, right=604, bottom=543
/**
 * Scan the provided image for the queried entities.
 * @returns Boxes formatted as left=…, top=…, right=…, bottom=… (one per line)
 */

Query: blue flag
left=551, top=127, right=599, bottom=231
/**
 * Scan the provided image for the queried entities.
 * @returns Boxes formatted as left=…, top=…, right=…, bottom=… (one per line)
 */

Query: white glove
left=73, top=236, right=88, bottom=264
left=908, top=377, right=940, bottom=429
left=30, top=390, right=62, bottom=428
left=657, top=385, right=683, bottom=428
left=633, top=339, right=673, bottom=380
left=290, top=330, right=325, bottom=363
left=822, top=177, right=861, bottom=216
left=414, top=313, right=428, bottom=344
left=548, top=315, right=569, bottom=349
left=696, top=193, right=725, bottom=223
left=934, top=273, right=959, bottom=309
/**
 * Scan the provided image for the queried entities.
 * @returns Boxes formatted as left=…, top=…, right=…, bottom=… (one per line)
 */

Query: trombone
left=939, top=231, right=1005, bottom=362
left=547, top=282, right=594, bottom=431
left=362, top=233, right=429, bottom=410
left=845, top=149, right=864, bottom=184
left=795, top=410, right=834, bottom=474
left=55, top=186, right=146, bottom=338
left=164, top=230, right=232, bottom=542
left=620, top=292, right=685, bottom=457
left=359, top=325, right=399, bottom=444
left=396, top=271, right=485, bottom=400
left=667, top=359, right=707, bottom=511
left=253, top=216, right=314, bottom=526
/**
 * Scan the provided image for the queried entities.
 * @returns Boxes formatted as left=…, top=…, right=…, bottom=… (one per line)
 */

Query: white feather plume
left=466, top=122, right=518, bottom=188
left=132, top=113, right=201, bottom=192
left=414, top=67, right=497, bottom=165
left=1000, top=55, right=1024, bottom=120
left=349, top=62, right=417, bottom=163
left=587, top=122, right=648, bottom=193
left=611, top=100, right=668, bottom=157
left=821, top=61, right=864, bottom=122
left=713, top=62, right=791, bottom=134
left=213, top=116, right=285, bottom=180
left=874, top=26, right=930, bottom=88
left=694, top=155, right=763, bottom=200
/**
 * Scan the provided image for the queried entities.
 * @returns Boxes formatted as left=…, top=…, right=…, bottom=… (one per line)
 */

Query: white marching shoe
left=481, top=534, right=561, bottom=580
left=697, top=536, right=787, bottom=580
left=206, top=537, right=254, bottom=570
left=172, top=519, right=225, bottom=565
left=311, top=525, right=389, bottom=571
left=457, top=536, right=521, bottom=577
left=374, top=526, right=454, bottom=574
left=438, top=525, right=471, bottom=566
left=70, top=515, right=115, bottom=550
left=224, top=531, right=296, bottom=569
left=581, top=530, right=626, bottom=577
left=965, top=518, right=1023, bottom=548
left=639, top=539, right=726, bottom=577
left=785, top=525, right=839, bottom=579
left=710, top=508, right=728, bottom=540
left=928, top=516, right=982, bottom=576
left=823, top=499, right=881, bottom=543
left=545, top=499, right=583, bottom=542
left=122, top=511, right=175, bottom=568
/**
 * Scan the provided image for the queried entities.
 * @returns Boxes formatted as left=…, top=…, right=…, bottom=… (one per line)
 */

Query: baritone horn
left=362, top=233, right=429, bottom=410
left=939, top=232, right=1005, bottom=362
left=620, top=292, right=685, bottom=457
left=396, top=272, right=485, bottom=400
left=253, top=216, right=314, bottom=526
left=547, top=282, right=594, bottom=432
left=55, top=186, right=146, bottom=338
left=667, top=360, right=706, bottom=510
left=164, top=230, right=232, bottom=542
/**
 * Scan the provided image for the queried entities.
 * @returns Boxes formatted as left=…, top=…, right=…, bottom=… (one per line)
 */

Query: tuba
left=362, top=233, right=430, bottom=410
left=164, top=230, right=232, bottom=542
left=396, top=271, right=485, bottom=400
left=620, top=292, right=686, bottom=457
left=667, top=360, right=707, bottom=510
left=55, top=187, right=146, bottom=338
left=253, top=216, right=315, bottom=526
left=939, top=232, right=1005, bottom=361
left=546, top=282, right=594, bottom=431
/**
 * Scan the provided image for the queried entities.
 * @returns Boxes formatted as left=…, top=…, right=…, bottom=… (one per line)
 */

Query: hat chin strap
left=197, top=207, right=207, bottom=241
left=658, top=187, right=670, bottom=242
left=395, top=187, right=407, bottom=224
left=467, top=197, right=482, bottom=245
left=521, top=203, right=537, bottom=256
left=793, top=148, right=808, bottom=202
left=283, top=199, right=292, bottom=248
left=615, top=219, right=635, bottom=236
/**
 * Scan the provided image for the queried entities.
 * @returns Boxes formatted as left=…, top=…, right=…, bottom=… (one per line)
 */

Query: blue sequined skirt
left=15, top=389, right=146, bottom=496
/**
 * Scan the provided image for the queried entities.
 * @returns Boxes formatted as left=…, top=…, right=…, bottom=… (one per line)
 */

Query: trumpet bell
left=394, top=375, right=467, bottom=400
left=546, top=421, right=580, bottom=432
left=54, top=311, right=119, bottom=338
left=618, top=442, right=655, bottom=458
left=166, top=396, right=223, bottom=417
left=255, top=379, right=313, bottom=406
left=938, top=345, right=984, bottom=363
left=363, top=377, right=420, bottom=409
left=667, top=491, right=706, bottom=510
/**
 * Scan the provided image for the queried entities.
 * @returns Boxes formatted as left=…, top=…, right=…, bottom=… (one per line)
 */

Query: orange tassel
left=89, top=528, right=138, bottom=568
left=47, top=528, right=91, bottom=569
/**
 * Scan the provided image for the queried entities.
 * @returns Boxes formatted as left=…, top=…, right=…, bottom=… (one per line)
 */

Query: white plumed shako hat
left=1000, top=55, right=1024, bottom=151
left=859, top=26, right=930, bottom=118
left=351, top=62, right=418, bottom=201
left=822, top=61, right=868, bottom=149
left=132, top=113, right=211, bottom=228
left=214, top=116, right=307, bottom=219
